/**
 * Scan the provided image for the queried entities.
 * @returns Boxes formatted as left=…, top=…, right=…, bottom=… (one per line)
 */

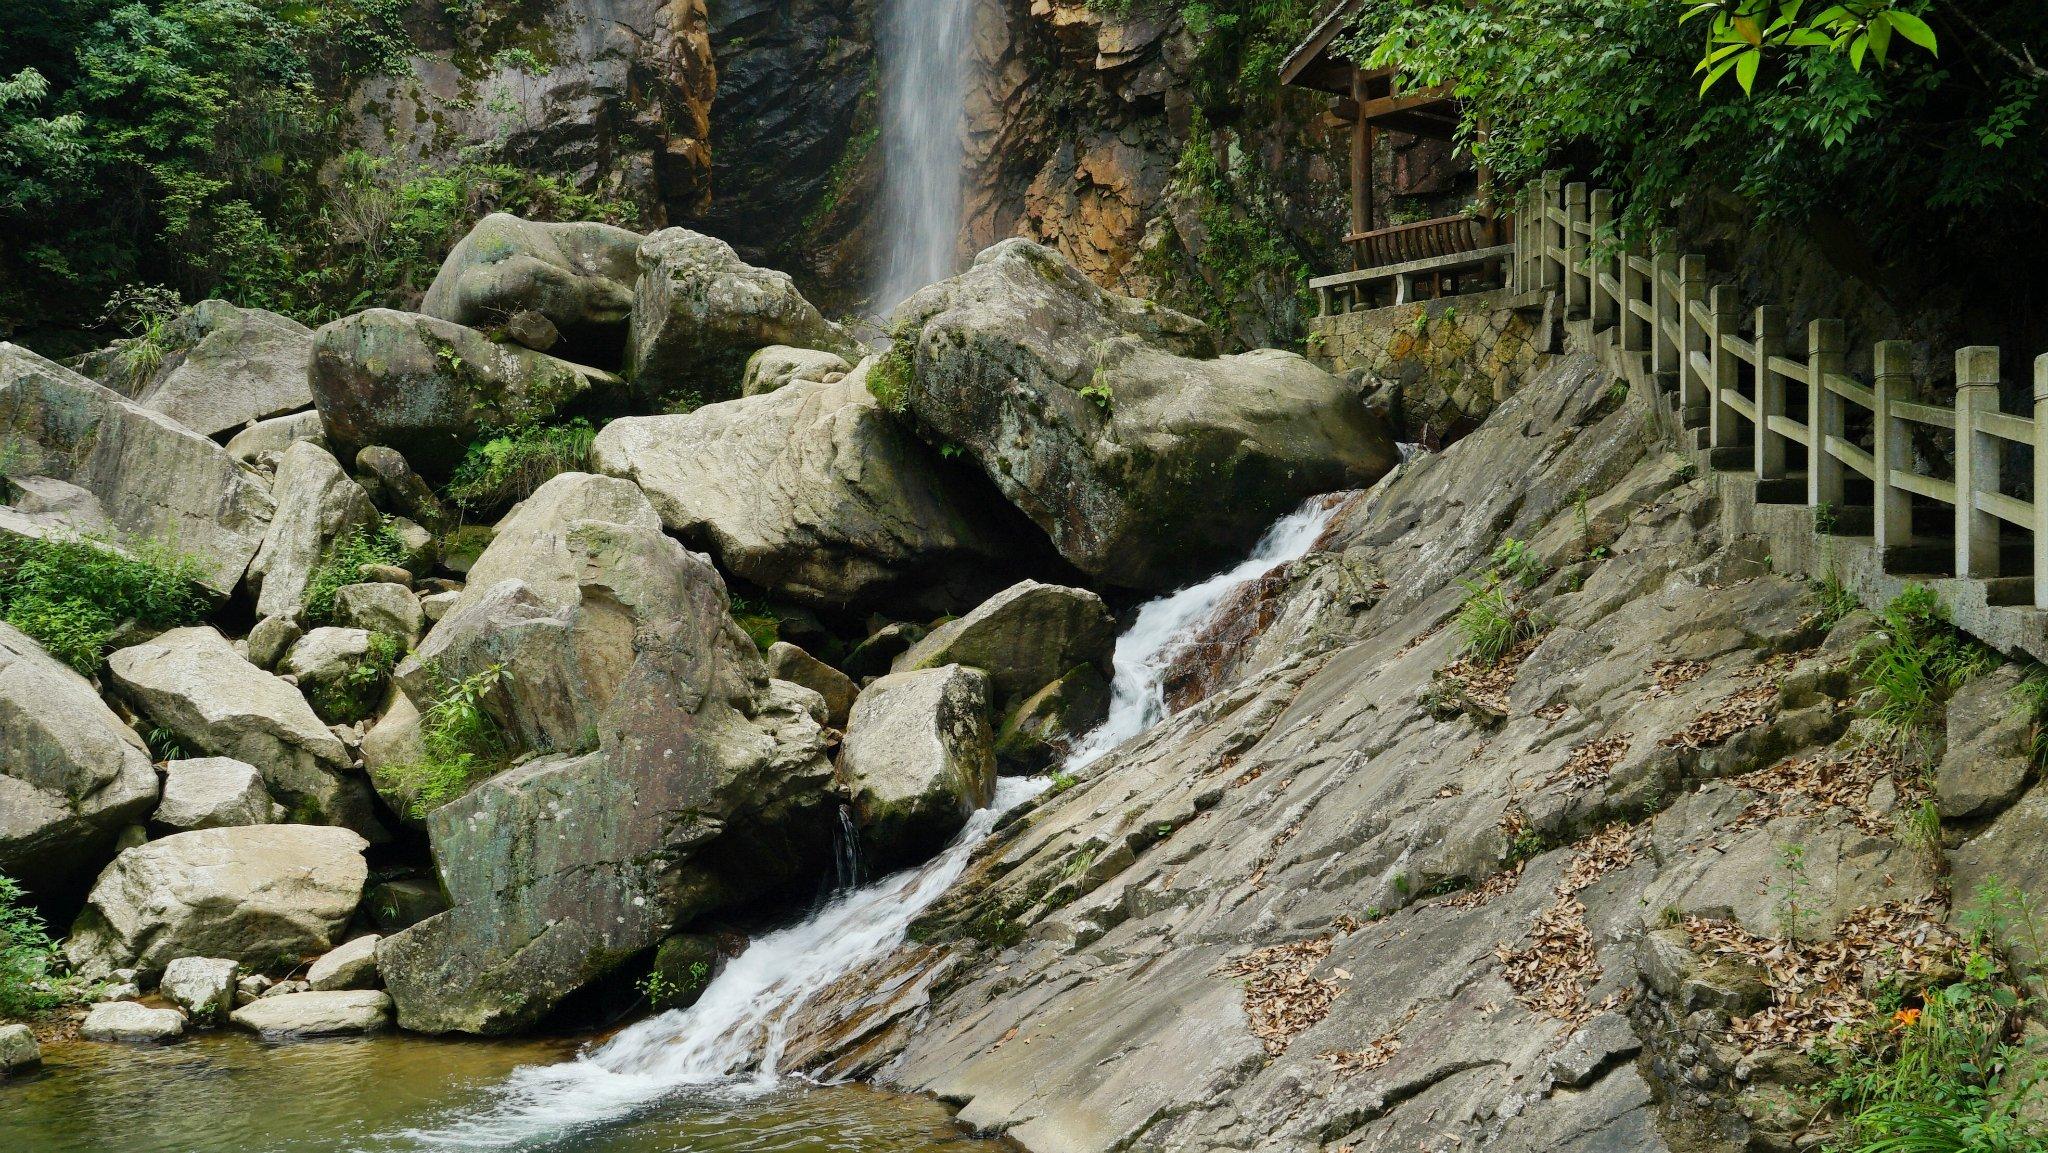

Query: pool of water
left=0, top=1032, right=1005, bottom=1153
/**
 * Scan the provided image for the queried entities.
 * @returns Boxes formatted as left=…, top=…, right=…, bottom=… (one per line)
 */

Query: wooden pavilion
left=1280, top=0, right=1512, bottom=311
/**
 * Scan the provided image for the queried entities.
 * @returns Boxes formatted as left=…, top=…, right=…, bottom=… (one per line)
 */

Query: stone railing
left=1514, top=171, right=2048, bottom=611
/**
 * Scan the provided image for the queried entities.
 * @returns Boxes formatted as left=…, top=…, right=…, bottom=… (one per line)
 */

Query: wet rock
left=308, top=309, right=623, bottom=484
left=109, top=626, right=381, bottom=835
left=839, top=666, right=996, bottom=870
left=647, top=932, right=722, bottom=1012
left=885, top=240, right=1396, bottom=589
left=421, top=214, right=641, bottom=362
left=230, top=990, right=391, bottom=1037
left=993, top=664, right=1112, bottom=774
left=80, top=1001, right=185, bottom=1043
left=592, top=371, right=1026, bottom=610
left=306, top=935, right=381, bottom=991
left=160, top=957, right=240, bottom=1023
left=0, top=1023, right=39, bottom=1074
left=626, top=228, right=852, bottom=393
left=766, top=642, right=859, bottom=730
left=743, top=345, right=853, bottom=396
left=126, top=300, right=315, bottom=438
left=246, top=441, right=377, bottom=620
left=0, top=622, right=159, bottom=896
left=0, top=341, right=273, bottom=595
left=153, top=757, right=280, bottom=831
left=65, top=825, right=368, bottom=980
left=893, top=580, right=1116, bottom=709
left=1936, top=664, right=2033, bottom=820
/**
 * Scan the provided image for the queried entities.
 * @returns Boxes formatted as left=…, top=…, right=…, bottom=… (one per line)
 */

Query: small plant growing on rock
left=1491, top=537, right=1544, bottom=589
left=383, top=664, right=510, bottom=818
left=445, top=419, right=596, bottom=516
left=1861, top=586, right=1998, bottom=744
left=1772, top=842, right=1817, bottom=940
left=303, top=519, right=408, bottom=624
left=1454, top=578, right=1537, bottom=667
left=0, top=533, right=207, bottom=675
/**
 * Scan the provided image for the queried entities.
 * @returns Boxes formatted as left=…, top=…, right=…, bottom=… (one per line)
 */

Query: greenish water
left=0, top=1032, right=1002, bottom=1153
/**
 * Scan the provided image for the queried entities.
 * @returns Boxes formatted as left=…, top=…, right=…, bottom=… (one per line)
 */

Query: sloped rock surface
left=0, top=342, right=273, bottom=595
left=127, top=301, right=315, bottom=438
left=0, top=622, right=158, bottom=896
left=592, top=371, right=1033, bottom=610
left=887, top=241, right=1396, bottom=589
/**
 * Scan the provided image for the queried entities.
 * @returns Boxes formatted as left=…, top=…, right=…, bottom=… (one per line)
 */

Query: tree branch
left=1945, top=7, right=2048, bottom=82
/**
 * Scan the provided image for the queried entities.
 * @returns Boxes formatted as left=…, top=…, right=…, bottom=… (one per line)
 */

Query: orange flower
left=1891, top=1007, right=1921, bottom=1029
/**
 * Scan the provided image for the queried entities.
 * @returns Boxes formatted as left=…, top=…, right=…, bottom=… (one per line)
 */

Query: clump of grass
left=1813, top=573, right=1860, bottom=631
left=304, top=632, right=404, bottom=724
left=0, top=534, right=207, bottom=675
left=1, top=872, right=91, bottom=1018
left=444, top=419, right=595, bottom=516
left=381, top=665, right=510, bottom=819
left=303, top=520, right=408, bottom=624
left=1860, top=586, right=1999, bottom=743
left=1455, top=578, right=1538, bottom=667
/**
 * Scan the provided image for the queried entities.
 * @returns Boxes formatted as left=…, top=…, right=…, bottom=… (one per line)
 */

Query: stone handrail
left=1513, top=171, right=2048, bottom=608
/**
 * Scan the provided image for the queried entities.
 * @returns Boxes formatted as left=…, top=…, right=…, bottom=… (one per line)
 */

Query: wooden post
left=1590, top=189, right=1616, bottom=331
left=1710, top=286, right=1741, bottom=451
left=2034, top=355, right=2048, bottom=607
left=1873, top=341, right=1916, bottom=562
left=1808, top=319, right=1847, bottom=511
left=1678, top=255, right=1707, bottom=426
left=1954, top=346, right=2002, bottom=580
left=1652, top=252, right=1679, bottom=378
left=1754, top=306, right=1788, bottom=483
left=1565, top=183, right=1589, bottom=319
left=1350, top=68, right=1373, bottom=244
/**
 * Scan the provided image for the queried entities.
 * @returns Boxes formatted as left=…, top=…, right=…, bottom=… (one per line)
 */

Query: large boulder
left=126, top=301, right=316, bottom=438
left=592, top=370, right=1033, bottom=610
left=0, top=342, right=273, bottom=595
left=893, top=580, right=1116, bottom=708
left=626, top=229, right=853, bottom=393
left=308, top=310, right=623, bottom=483
left=226, top=410, right=327, bottom=470
left=885, top=240, right=1396, bottom=589
left=378, top=473, right=838, bottom=1034
left=153, top=757, right=280, bottom=832
left=245, top=441, right=377, bottom=620
left=767, top=641, right=859, bottom=730
left=107, top=626, right=382, bottom=836
left=743, top=345, right=852, bottom=396
left=0, top=623, right=158, bottom=896
left=422, top=214, right=642, bottom=364
left=64, top=825, right=368, bottom=981
left=838, top=665, right=997, bottom=870
left=229, top=989, right=391, bottom=1037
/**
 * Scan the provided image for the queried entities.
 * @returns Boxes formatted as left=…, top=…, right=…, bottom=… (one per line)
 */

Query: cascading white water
left=1062, top=493, right=1345, bottom=769
left=875, top=0, right=975, bottom=306
left=371, top=498, right=1345, bottom=1150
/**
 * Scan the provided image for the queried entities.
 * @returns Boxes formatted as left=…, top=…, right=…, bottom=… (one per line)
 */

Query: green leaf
left=1736, top=48, right=1761, bottom=92
left=1887, top=10, right=1937, bottom=53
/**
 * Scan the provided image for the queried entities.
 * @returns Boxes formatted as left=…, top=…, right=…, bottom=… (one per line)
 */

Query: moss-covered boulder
left=421, top=214, right=643, bottom=365
left=626, top=228, right=854, bottom=396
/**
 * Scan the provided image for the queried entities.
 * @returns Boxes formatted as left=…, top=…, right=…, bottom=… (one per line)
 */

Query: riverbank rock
left=377, top=473, right=838, bottom=1034
left=65, top=825, right=368, bottom=981
left=839, top=666, right=996, bottom=870
left=160, top=957, right=239, bottom=1023
left=744, top=345, right=852, bottom=396
left=422, top=214, right=642, bottom=364
left=767, top=642, right=859, bottom=730
left=307, top=935, right=381, bottom=991
left=107, top=626, right=382, bottom=836
left=0, top=622, right=159, bottom=896
left=308, top=309, right=623, bottom=483
left=0, top=1023, right=39, bottom=1074
left=127, top=301, right=316, bottom=438
left=230, top=990, right=392, bottom=1037
left=592, top=372, right=1032, bottom=610
left=246, top=441, right=377, bottom=620
left=894, top=580, right=1116, bottom=708
left=993, top=665, right=1113, bottom=774
left=1, top=342, right=273, bottom=595
left=80, top=1001, right=185, bottom=1043
left=153, top=757, right=280, bottom=831
left=885, top=240, right=1396, bottom=589
left=626, top=229, right=853, bottom=392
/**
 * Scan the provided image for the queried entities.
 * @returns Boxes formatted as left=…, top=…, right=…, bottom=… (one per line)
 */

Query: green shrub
left=381, top=664, right=510, bottom=819
left=1861, top=587, right=1999, bottom=742
left=304, top=631, right=403, bottom=724
left=444, top=419, right=595, bottom=516
left=867, top=339, right=914, bottom=416
left=302, top=520, right=408, bottom=624
left=1, top=872, right=86, bottom=1019
left=1491, top=537, right=1544, bottom=589
left=0, top=534, right=207, bottom=674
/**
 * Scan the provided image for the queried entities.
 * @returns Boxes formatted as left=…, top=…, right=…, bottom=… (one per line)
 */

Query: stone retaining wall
left=1306, top=288, right=1545, bottom=444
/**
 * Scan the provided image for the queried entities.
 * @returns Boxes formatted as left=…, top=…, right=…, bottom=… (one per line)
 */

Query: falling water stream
left=876, top=0, right=975, bottom=305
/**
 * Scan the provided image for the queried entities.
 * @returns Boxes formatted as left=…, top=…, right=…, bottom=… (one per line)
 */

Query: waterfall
left=1062, top=494, right=1345, bottom=769
left=875, top=0, right=975, bottom=306
left=370, top=498, right=1344, bottom=1150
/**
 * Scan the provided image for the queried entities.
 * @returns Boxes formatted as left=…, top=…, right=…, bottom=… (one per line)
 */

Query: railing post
left=1565, top=182, right=1589, bottom=319
left=1678, top=256, right=1707, bottom=427
left=1590, top=189, right=1616, bottom=331
left=1621, top=246, right=1647, bottom=353
left=1955, top=346, right=2002, bottom=580
left=1542, top=171, right=1564, bottom=292
left=1754, top=305, right=1788, bottom=484
left=2034, top=354, right=2048, bottom=607
left=1650, top=252, right=1677, bottom=371
left=1808, top=319, right=1847, bottom=511
left=1710, top=286, right=1741, bottom=452
left=1873, top=341, right=1916, bottom=562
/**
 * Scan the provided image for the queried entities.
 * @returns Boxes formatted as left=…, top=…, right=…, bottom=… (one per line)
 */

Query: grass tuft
left=0, top=534, right=207, bottom=675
